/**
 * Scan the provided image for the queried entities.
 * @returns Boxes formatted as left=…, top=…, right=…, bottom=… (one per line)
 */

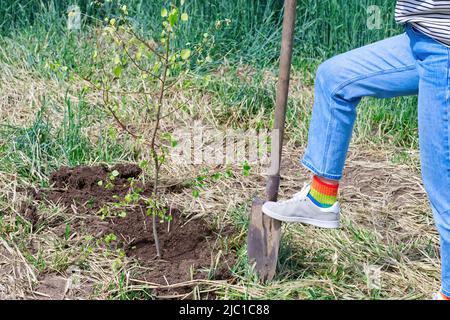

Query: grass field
left=0, top=0, right=439, bottom=299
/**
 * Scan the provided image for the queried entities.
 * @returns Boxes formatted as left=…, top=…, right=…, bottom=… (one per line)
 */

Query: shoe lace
left=274, top=183, right=310, bottom=205
left=279, top=195, right=302, bottom=204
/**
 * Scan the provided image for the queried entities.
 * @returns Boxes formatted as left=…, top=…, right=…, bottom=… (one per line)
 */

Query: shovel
left=247, top=0, right=297, bottom=282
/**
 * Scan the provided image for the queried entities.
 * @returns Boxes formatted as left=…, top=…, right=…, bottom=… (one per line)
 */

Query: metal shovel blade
left=247, top=198, right=282, bottom=282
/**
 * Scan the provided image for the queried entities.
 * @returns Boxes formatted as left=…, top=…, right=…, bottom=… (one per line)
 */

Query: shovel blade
left=247, top=198, right=282, bottom=282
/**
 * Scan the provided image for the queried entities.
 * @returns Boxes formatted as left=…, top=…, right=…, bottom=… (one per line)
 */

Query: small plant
left=145, top=198, right=173, bottom=223
left=189, top=167, right=235, bottom=198
left=101, top=233, right=125, bottom=271
left=97, top=176, right=144, bottom=219
left=242, top=162, right=251, bottom=177
left=78, top=0, right=214, bottom=258
left=104, top=232, right=117, bottom=245
left=64, top=223, right=71, bottom=241
left=98, top=206, right=111, bottom=220
left=97, top=169, right=121, bottom=190
left=86, top=197, right=96, bottom=209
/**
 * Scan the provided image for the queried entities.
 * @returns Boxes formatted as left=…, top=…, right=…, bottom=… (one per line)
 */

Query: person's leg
left=408, top=24, right=450, bottom=299
left=263, top=31, right=419, bottom=226
left=302, top=32, right=419, bottom=181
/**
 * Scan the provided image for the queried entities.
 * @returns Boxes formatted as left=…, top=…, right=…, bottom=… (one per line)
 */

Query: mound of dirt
left=43, top=164, right=143, bottom=213
left=26, top=164, right=234, bottom=293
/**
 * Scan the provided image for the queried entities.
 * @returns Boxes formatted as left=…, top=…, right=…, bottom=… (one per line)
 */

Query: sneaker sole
left=262, top=206, right=340, bottom=229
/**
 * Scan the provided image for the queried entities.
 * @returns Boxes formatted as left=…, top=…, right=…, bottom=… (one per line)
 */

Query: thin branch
left=79, top=74, right=156, bottom=96
left=128, top=27, right=167, bottom=62
left=159, top=102, right=186, bottom=120
left=148, top=28, right=172, bottom=259
left=102, top=90, right=140, bottom=140
left=114, top=30, right=164, bottom=82
left=123, top=45, right=163, bottom=82
left=164, top=72, right=186, bottom=91
left=150, top=39, right=170, bottom=154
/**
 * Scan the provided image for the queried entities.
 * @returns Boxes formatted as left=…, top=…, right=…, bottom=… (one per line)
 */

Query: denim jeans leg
left=409, top=25, right=450, bottom=296
left=302, top=33, right=419, bottom=180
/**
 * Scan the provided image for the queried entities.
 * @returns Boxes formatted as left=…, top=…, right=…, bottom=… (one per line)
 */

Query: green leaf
left=113, top=65, right=122, bottom=77
left=105, top=233, right=117, bottom=244
left=118, top=211, right=127, bottom=218
left=225, top=169, right=234, bottom=178
left=181, top=13, right=188, bottom=21
left=180, top=49, right=191, bottom=60
left=168, top=8, right=179, bottom=26
left=161, top=7, right=168, bottom=17
left=111, top=170, right=120, bottom=177
left=139, top=160, right=149, bottom=169
left=135, top=49, right=142, bottom=61
left=153, top=61, right=160, bottom=73
left=64, top=223, right=71, bottom=240
left=112, top=258, right=122, bottom=271
left=211, top=173, right=222, bottom=180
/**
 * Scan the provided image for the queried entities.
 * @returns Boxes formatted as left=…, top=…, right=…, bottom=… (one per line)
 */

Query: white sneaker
left=261, top=184, right=340, bottom=228
left=432, top=292, right=450, bottom=300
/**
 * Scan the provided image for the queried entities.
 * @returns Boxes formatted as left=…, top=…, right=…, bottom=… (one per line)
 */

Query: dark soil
left=25, top=164, right=234, bottom=296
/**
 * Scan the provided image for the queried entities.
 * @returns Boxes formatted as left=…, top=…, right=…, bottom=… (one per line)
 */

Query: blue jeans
left=302, top=24, right=450, bottom=296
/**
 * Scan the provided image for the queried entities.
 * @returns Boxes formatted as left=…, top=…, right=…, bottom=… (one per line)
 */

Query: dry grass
left=0, top=60, right=440, bottom=300
left=2, top=141, right=438, bottom=299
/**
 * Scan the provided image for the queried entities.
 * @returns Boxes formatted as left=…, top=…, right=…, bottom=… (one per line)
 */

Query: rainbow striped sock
left=441, top=292, right=450, bottom=300
left=307, top=176, right=339, bottom=208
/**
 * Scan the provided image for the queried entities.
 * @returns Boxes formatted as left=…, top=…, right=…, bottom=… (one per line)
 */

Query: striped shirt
left=395, top=0, right=450, bottom=46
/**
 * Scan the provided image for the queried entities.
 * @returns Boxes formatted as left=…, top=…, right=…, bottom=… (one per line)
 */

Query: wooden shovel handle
left=266, top=0, right=297, bottom=202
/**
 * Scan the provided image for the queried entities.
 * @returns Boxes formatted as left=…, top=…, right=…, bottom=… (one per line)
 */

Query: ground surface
left=0, top=137, right=439, bottom=299
left=26, top=164, right=233, bottom=290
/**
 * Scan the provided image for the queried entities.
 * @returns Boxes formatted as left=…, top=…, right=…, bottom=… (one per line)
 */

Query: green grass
left=0, top=97, right=130, bottom=185
left=0, top=0, right=418, bottom=150
left=0, top=0, right=401, bottom=63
